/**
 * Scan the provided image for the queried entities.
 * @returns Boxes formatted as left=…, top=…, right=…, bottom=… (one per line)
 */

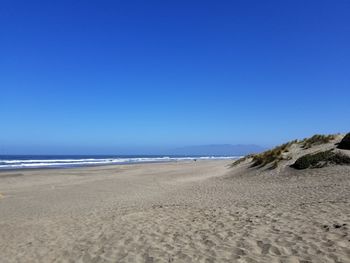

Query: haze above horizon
left=1, top=0, right=349, bottom=154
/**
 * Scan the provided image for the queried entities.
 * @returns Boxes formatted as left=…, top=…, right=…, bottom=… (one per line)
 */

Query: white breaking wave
left=0, top=156, right=239, bottom=169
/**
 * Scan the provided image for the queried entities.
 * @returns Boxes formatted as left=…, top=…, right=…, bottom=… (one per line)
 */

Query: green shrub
left=251, top=140, right=297, bottom=168
left=301, top=134, right=337, bottom=149
left=230, top=140, right=295, bottom=169
left=338, top=133, right=350, bottom=150
left=231, top=156, right=250, bottom=167
left=291, top=150, right=350, bottom=170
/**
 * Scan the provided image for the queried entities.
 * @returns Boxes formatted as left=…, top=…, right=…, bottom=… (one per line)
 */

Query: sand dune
left=0, top=156, right=350, bottom=262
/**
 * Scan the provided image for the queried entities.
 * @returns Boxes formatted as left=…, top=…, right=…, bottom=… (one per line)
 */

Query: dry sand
left=0, top=157, right=350, bottom=262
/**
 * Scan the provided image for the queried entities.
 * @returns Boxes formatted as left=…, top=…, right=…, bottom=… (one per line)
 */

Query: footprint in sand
left=257, top=241, right=271, bottom=255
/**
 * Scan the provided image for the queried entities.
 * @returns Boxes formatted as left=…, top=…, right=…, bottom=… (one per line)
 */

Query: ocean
left=0, top=155, right=239, bottom=170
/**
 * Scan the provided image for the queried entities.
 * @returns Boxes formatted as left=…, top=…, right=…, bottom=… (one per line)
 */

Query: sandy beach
left=0, top=158, right=350, bottom=263
left=2, top=0, right=349, bottom=261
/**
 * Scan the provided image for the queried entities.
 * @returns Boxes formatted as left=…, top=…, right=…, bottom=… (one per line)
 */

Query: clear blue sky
left=1, top=0, right=349, bottom=154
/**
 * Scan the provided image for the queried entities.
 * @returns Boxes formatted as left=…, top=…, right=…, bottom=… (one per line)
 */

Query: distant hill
left=172, top=144, right=266, bottom=156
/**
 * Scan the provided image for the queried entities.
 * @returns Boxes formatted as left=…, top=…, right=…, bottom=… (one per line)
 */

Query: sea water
left=0, top=155, right=239, bottom=170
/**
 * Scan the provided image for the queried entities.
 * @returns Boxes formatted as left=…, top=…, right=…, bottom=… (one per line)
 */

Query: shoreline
left=0, top=158, right=232, bottom=173
left=0, top=156, right=238, bottom=171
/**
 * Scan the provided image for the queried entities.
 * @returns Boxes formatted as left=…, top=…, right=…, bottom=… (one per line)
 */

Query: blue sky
left=1, top=0, right=349, bottom=154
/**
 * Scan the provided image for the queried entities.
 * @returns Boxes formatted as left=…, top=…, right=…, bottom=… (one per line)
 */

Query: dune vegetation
left=232, top=133, right=343, bottom=170
left=300, top=134, right=338, bottom=149
left=291, top=150, right=350, bottom=170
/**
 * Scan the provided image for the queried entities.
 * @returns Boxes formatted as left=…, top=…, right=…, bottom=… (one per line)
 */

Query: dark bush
left=329, top=152, right=350, bottom=165
left=291, top=151, right=332, bottom=169
left=291, top=150, right=350, bottom=170
left=338, top=133, right=350, bottom=150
